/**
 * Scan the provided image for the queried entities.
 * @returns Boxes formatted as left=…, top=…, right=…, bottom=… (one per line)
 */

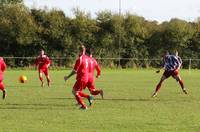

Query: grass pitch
left=0, top=69, right=200, bottom=132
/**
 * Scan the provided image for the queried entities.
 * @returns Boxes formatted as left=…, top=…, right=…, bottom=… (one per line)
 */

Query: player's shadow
left=48, top=97, right=152, bottom=102
left=0, top=103, right=69, bottom=110
left=48, top=97, right=191, bottom=102
left=98, top=98, right=152, bottom=101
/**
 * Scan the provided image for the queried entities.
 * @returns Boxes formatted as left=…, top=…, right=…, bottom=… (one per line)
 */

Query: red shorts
left=39, top=68, right=49, bottom=76
left=73, top=80, right=87, bottom=92
left=163, top=70, right=179, bottom=78
left=86, top=79, right=95, bottom=92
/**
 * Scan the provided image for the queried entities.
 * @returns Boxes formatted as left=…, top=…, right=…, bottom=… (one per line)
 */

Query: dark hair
left=85, top=48, right=91, bottom=55
left=164, top=51, right=169, bottom=55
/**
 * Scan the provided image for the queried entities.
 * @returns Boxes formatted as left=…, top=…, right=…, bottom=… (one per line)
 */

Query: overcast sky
left=24, top=0, right=200, bottom=22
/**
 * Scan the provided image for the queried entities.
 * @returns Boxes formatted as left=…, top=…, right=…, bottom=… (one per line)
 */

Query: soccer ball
left=19, top=75, right=27, bottom=83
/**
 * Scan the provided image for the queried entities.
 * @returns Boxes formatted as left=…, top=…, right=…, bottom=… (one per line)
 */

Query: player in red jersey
left=64, top=45, right=94, bottom=110
left=152, top=51, right=187, bottom=97
left=0, top=57, right=7, bottom=99
left=35, top=49, right=51, bottom=87
left=86, top=50, right=104, bottom=98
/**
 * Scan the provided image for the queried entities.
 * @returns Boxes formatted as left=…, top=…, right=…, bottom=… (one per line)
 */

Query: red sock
left=75, top=93, right=86, bottom=108
left=179, top=80, right=184, bottom=89
left=155, top=82, right=162, bottom=92
left=77, top=91, right=90, bottom=99
left=91, top=90, right=101, bottom=95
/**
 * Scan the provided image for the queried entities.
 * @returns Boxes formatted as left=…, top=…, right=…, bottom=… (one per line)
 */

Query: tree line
left=1, top=1, right=200, bottom=68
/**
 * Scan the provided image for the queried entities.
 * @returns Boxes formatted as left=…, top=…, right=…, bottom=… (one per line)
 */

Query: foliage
left=0, top=2, right=200, bottom=68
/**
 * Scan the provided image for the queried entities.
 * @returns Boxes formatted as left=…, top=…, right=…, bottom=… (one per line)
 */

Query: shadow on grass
left=48, top=97, right=153, bottom=102
left=47, top=97, right=192, bottom=102
left=7, top=85, right=40, bottom=88
left=0, top=103, right=69, bottom=110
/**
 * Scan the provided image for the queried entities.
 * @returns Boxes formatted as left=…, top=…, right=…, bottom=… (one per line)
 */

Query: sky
left=24, top=0, right=200, bottom=22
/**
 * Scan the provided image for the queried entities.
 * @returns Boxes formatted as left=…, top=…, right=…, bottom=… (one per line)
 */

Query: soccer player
left=86, top=50, right=104, bottom=98
left=35, top=49, right=51, bottom=87
left=152, top=51, right=188, bottom=97
left=64, top=46, right=94, bottom=110
left=0, top=57, right=7, bottom=99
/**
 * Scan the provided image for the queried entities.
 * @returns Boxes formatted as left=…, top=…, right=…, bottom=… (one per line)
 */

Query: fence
left=2, top=57, right=200, bottom=69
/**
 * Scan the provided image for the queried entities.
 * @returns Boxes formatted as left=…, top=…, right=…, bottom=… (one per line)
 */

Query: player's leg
left=72, top=81, right=91, bottom=109
left=88, top=81, right=104, bottom=99
left=74, top=91, right=88, bottom=109
left=173, top=74, right=188, bottom=94
left=77, top=91, right=94, bottom=106
left=152, top=74, right=167, bottom=97
left=44, top=69, right=51, bottom=87
left=79, top=81, right=94, bottom=106
left=38, top=70, right=44, bottom=87
left=0, top=81, right=6, bottom=99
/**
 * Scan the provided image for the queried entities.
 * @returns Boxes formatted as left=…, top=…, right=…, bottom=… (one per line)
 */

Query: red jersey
left=0, top=57, right=6, bottom=80
left=88, top=56, right=101, bottom=80
left=73, top=54, right=89, bottom=82
left=35, top=55, right=51, bottom=69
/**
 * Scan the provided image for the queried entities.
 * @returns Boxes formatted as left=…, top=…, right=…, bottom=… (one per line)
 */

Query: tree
left=70, top=8, right=98, bottom=51
left=0, top=4, right=38, bottom=56
left=0, top=0, right=23, bottom=4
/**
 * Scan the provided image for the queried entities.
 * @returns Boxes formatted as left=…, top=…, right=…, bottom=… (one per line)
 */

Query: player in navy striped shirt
left=152, top=51, right=188, bottom=97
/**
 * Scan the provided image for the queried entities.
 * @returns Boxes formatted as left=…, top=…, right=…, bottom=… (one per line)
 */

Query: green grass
left=0, top=69, right=200, bottom=132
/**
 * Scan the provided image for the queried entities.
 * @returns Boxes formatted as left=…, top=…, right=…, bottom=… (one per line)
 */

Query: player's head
left=85, top=48, right=91, bottom=56
left=78, top=44, right=85, bottom=56
left=40, top=49, right=45, bottom=56
left=163, top=51, right=169, bottom=57
left=163, top=51, right=169, bottom=61
left=89, top=48, right=94, bottom=57
left=165, top=51, right=169, bottom=55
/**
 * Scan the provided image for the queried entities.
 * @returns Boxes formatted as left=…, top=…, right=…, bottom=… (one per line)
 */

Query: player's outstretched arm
left=94, top=59, right=101, bottom=78
left=64, top=70, right=76, bottom=82
left=156, top=58, right=166, bottom=73
left=155, top=70, right=160, bottom=73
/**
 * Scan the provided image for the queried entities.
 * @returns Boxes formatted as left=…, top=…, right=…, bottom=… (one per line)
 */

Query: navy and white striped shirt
left=164, top=55, right=182, bottom=71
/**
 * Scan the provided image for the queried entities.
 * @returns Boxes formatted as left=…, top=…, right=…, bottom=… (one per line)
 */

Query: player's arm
left=176, top=57, right=182, bottom=70
left=64, top=58, right=80, bottom=81
left=95, top=59, right=101, bottom=78
left=64, top=70, right=76, bottom=81
left=1, top=60, right=6, bottom=72
left=156, top=58, right=165, bottom=73
left=46, top=56, right=51, bottom=68
left=177, top=57, right=182, bottom=69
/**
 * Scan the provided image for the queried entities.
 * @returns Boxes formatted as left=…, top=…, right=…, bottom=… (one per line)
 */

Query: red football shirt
left=88, top=57, right=101, bottom=81
left=0, top=57, right=6, bottom=80
left=73, top=54, right=89, bottom=82
left=35, top=55, right=51, bottom=69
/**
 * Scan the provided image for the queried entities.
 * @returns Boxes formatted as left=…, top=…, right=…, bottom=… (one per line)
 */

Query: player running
left=0, top=57, right=7, bottom=99
left=35, top=49, right=51, bottom=87
left=152, top=51, right=188, bottom=97
left=64, top=46, right=94, bottom=110
left=86, top=50, right=104, bottom=98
